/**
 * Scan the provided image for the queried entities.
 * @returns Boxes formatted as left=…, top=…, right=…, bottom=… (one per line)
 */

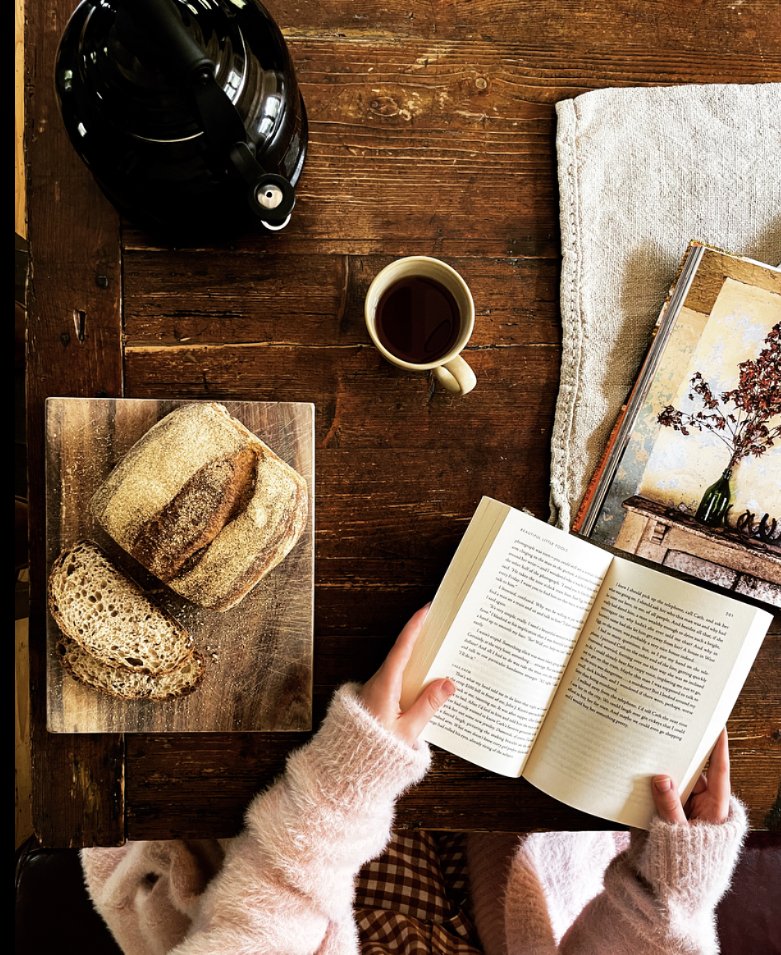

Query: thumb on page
left=399, top=678, right=456, bottom=744
left=651, top=775, right=688, bottom=824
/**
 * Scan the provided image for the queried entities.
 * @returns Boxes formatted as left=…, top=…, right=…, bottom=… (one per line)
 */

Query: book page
left=403, top=499, right=614, bottom=777
left=523, top=556, right=771, bottom=827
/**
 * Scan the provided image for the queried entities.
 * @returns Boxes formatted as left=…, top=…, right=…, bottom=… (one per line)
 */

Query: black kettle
left=55, top=0, right=308, bottom=238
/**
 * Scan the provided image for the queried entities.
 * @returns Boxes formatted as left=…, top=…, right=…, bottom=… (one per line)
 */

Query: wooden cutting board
left=45, top=398, right=314, bottom=734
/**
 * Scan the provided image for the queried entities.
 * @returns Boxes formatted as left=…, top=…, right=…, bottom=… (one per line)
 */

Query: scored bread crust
left=57, top=635, right=204, bottom=701
left=90, top=402, right=308, bottom=612
left=169, top=450, right=308, bottom=611
left=129, top=448, right=258, bottom=582
left=48, top=540, right=193, bottom=675
left=91, top=403, right=262, bottom=582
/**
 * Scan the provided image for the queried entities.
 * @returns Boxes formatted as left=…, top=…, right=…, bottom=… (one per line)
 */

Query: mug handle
left=434, top=355, right=477, bottom=396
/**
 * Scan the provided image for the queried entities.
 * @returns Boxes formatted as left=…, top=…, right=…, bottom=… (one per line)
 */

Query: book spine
left=572, top=406, right=627, bottom=533
left=573, top=242, right=704, bottom=535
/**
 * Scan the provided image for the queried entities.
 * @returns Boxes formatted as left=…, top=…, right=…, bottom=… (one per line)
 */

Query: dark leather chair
left=716, top=831, right=781, bottom=954
left=15, top=837, right=121, bottom=954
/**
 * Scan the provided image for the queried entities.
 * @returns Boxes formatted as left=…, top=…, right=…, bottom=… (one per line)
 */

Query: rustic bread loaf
left=91, top=402, right=261, bottom=582
left=90, top=402, right=308, bottom=612
left=57, top=636, right=205, bottom=701
left=48, top=539, right=193, bottom=675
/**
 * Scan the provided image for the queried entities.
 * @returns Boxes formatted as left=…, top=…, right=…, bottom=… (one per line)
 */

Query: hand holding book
left=652, top=727, right=731, bottom=826
left=400, top=497, right=772, bottom=829
left=359, top=604, right=456, bottom=747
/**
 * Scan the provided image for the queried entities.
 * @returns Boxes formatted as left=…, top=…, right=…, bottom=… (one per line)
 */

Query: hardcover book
left=400, top=496, right=772, bottom=829
left=574, top=243, right=781, bottom=609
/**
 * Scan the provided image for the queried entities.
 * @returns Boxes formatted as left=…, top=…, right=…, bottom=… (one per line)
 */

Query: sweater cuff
left=275, top=683, right=431, bottom=817
left=315, top=683, right=431, bottom=802
left=635, top=796, right=748, bottom=904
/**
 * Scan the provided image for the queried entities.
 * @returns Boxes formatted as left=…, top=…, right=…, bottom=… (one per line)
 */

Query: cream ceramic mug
left=364, top=256, right=477, bottom=395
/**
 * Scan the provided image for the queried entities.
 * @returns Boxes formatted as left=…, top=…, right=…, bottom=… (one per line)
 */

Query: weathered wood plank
left=267, top=0, right=781, bottom=58
left=123, top=344, right=561, bottom=439
left=122, top=253, right=561, bottom=348
left=25, top=0, right=125, bottom=847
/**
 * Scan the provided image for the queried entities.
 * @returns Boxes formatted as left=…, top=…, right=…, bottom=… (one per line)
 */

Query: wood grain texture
left=25, top=0, right=781, bottom=844
left=25, top=0, right=125, bottom=847
left=122, top=253, right=560, bottom=346
left=45, top=399, right=314, bottom=734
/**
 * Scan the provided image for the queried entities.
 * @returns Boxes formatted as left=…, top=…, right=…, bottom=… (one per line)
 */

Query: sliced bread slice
left=57, top=636, right=205, bottom=701
left=48, top=539, right=192, bottom=675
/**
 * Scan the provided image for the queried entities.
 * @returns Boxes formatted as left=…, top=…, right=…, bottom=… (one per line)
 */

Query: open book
left=400, top=497, right=772, bottom=829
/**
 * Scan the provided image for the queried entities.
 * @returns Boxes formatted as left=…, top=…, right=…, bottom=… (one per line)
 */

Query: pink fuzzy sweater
left=81, top=684, right=747, bottom=955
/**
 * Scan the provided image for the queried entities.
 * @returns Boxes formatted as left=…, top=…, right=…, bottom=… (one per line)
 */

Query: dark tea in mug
left=374, top=275, right=461, bottom=364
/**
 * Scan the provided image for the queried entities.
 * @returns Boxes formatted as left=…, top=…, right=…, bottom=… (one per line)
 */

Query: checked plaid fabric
left=355, top=830, right=484, bottom=954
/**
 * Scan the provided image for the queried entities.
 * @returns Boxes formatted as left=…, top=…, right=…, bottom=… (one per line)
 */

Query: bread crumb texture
left=57, top=636, right=205, bottom=701
left=48, top=540, right=193, bottom=676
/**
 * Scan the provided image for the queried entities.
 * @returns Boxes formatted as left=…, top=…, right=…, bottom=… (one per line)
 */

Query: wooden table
left=24, top=0, right=781, bottom=847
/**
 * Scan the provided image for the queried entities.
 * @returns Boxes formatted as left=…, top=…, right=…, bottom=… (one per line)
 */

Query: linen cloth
left=550, top=82, right=781, bottom=530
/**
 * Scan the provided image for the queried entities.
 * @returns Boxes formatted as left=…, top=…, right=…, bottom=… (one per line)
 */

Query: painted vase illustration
left=695, top=467, right=733, bottom=527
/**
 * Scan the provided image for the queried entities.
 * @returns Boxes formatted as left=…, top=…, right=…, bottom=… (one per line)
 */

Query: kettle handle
left=114, top=0, right=213, bottom=82
left=112, top=0, right=296, bottom=227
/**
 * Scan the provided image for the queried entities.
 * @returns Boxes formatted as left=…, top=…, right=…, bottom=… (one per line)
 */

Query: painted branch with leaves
left=658, top=322, right=781, bottom=467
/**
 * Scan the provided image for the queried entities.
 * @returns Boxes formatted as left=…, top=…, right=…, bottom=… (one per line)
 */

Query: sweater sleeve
left=171, top=683, right=431, bottom=955
left=556, top=797, right=748, bottom=955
